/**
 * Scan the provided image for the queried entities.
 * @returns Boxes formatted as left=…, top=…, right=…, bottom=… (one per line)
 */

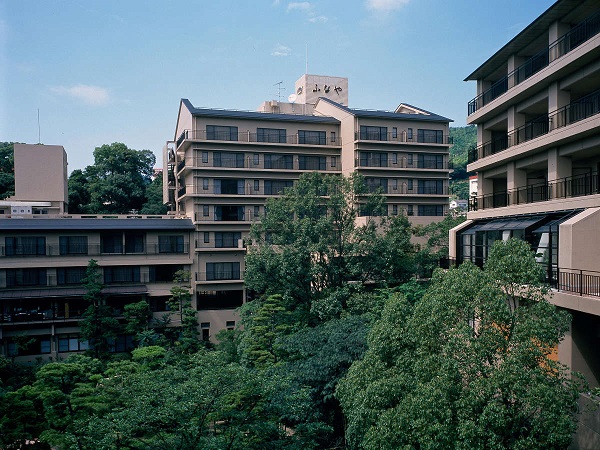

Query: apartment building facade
left=449, top=0, right=600, bottom=389
left=166, top=75, right=453, bottom=336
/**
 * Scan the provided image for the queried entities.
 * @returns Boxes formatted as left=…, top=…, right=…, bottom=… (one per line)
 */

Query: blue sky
left=1, top=0, right=555, bottom=172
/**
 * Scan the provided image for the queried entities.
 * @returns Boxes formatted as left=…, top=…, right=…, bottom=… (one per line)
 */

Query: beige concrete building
left=0, top=144, right=195, bottom=361
left=166, top=74, right=453, bottom=338
left=450, top=0, right=600, bottom=391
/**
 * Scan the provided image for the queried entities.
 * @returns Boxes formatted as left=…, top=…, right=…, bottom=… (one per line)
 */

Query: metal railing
left=469, top=171, right=600, bottom=211
left=468, top=10, right=600, bottom=115
left=176, top=129, right=341, bottom=147
left=175, top=156, right=341, bottom=172
left=468, top=88, right=600, bottom=163
left=354, top=130, right=452, bottom=145
left=0, top=243, right=190, bottom=258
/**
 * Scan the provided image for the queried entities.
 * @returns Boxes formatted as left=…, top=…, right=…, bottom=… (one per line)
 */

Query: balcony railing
left=468, top=10, right=600, bottom=115
left=176, top=129, right=341, bottom=147
left=193, top=212, right=260, bottom=222
left=175, top=156, right=341, bottom=172
left=469, top=171, right=599, bottom=211
left=354, top=131, right=452, bottom=145
left=468, top=88, right=600, bottom=163
left=0, top=243, right=190, bottom=257
left=356, top=159, right=452, bottom=170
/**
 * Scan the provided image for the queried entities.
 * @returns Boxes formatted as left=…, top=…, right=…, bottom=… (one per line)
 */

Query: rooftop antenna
left=274, top=81, right=284, bottom=102
left=305, top=44, right=308, bottom=74
left=37, top=108, right=41, bottom=144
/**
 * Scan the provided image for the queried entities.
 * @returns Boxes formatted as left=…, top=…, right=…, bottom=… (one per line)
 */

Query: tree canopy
left=337, top=239, right=583, bottom=450
left=0, top=142, right=15, bottom=199
left=67, top=142, right=162, bottom=214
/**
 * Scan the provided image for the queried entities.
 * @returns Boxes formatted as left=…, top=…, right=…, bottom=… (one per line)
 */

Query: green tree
left=0, top=142, right=15, bottom=199
left=70, top=142, right=156, bottom=214
left=67, top=169, right=91, bottom=214
left=245, top=172, right=415, bottom=319
left=164, top=270, right=199, bottom=352
left=79, top=260, right=120, bottom=359
left=337, top=239, right=583, bottom=450
left=140, top=175, right=168, bottom=214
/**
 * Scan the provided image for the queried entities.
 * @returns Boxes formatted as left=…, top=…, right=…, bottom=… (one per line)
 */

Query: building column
left=548, top=81, right=570, bottom=130
left=507, top=161, right=526, bottom=204
left=508, top=54, right=526, bottom=88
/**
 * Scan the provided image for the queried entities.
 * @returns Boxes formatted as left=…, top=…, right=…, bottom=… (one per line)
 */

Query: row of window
left=358, top=152, right=446, bottom=169
left=3, top=264, right=184, bottom=288
left=2, top=235, right=186, bottom=256
left=206, top=125, right=335, bottom=145
left=6, top=334, right=134, bottom=356
left=359, top=126, right=445, bottom=143
left=200, top=151, right=339, bottom=170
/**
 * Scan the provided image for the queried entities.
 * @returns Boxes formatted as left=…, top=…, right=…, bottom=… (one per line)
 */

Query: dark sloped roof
left=316, top=97, right=453, bottom=122
left=181, top=98, right=340, bottom=124
left=0, top=218, right=195, bottom=232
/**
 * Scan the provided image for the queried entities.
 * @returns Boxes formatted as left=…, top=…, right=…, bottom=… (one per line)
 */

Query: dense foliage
left=449, top=126, right=477, bottom=199
left=67, top=142, right=165, bottom=214
left=0, top=142, right=15, bottom=199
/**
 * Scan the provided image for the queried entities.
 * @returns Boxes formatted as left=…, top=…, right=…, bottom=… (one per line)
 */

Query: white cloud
left=271, top=44, right=292, bottom=57
left=51, top=84, right=111, bottom=106
left=287, top=2, right=312, bottom=12
left=309, top=15, right=328, bottom=23
left=365, top=0, right=410, bottom=12
left=272, top=0, right=280, bottom=5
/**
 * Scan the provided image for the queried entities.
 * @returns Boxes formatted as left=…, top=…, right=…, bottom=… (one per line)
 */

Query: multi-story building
left=449, top=0, right=600, bottom=389
left=166, top=74, right=453, bottom=336
left=0, top=144, right=195, bottom=361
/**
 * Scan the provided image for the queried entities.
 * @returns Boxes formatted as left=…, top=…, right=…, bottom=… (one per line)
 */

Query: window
left=417, top=154, right=444, bottom=169
left=201, top=151, right=209, bottom=163
left=226, top=320, right=235, bottom=331
left=359, top=152, right=388, bottom=167
left=366, top=178, right=388, bottom=193
left=264, top=180, right=293, bottom=195
left=109, top=335, right=134, bottom=353
left=58, top=334, right=89, bottom=352
left=407, top=153, right=413, bottom=166
left=203, top=205, right=209, bottom=217
left=417, top=129, right=443, bottom=144
left=5, top=236, right=46, bottom=256
left=6, top=268, right=47, bottom=287
left=214, top=205, right=244, bottom=221
left=197, top=290, right=243, bottom=310
left=159, top=235, right=185, bottom=253
left=149, top=265, right=183, bottom=282
left=203, top=179, right=209, bottom=190
left=101, top=233, right=122, bottom=254
left=360, top=126, right=387, bottom=141
left=418, top=205, right=444, bottom=216
left=298, top=156, right=326, bottom=170
left=57, top=267, right=87, bottom=285
left=418, top=180, right=444, bottom=195
left=331, top=131, right=337, bottom=143
left=298, top=130, right=326, bottom=145
left=257, top=128, right=286, bottom=143
left=392, top=153, right=398, bottom=164
left=253, top=153, right=259, bottom=165
left=331, top=156, right=337, bottom=168
left=204, top=232, right=210, bottom=244
left=8, top=336, right=51, bottom=356
left=392, top=179, right=398, bottom=190
left=213, top=152, right=244, bottom=168
left=104, top=266, right=141, bottom=284
left=207, top=125, right=238, bottom=141
left=254, top=180, right=259, bottom=191
left=392, top=204, right=398, bottom=215
left=215, top=232, right=242, bottom=248
left=264, top=154, right=293, bottom=169
left=407, top=205, right=414, bottom=216
left=392, top=127, right=398, bottom=138
left=254, top=206, right=260, bottom=218
left=206, top=262, right=241, bottom=280
left=59, top=236, right=88, bottom=255
left=408, top=179, right=413, bottom=191
left=407, top=128, right=413, bottom=140
left=125, top=233, right=144, bottom=254
left=214, top=179, right=244, bottom=195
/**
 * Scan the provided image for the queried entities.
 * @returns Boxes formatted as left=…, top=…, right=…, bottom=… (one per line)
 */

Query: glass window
left=407, top=205, right=414, bottom=216
left=5, top=236, right=46, bottom=256
left=392, top=127, right=398, bottom=138
left=264, top=154, right=293, bottom=169
left=392, top=153, right=398, bottom=164
left=201, top=151, right=209, bottom=163
left=360, top=126, right=388, bottom=141
left=125, top=233, right=144, bottom=254
left=57, top=267, right=87, bottom=285
left=6, top=268, right=47, bottom=287
left=206, top=125, right=238, bottom=141
left=203, top=205, right=209, bottom=217
left=159, top=235, right=185, bottom=253
left=149, top=265, right=183, bottom=283
left=213, top=152, right=244, bottom=168
left=254, top=206, right=260, bottom=218
left=299, top=156, right=326, bottom=170
left=203, top=179, right=209, bottom=190
left=359, top=152, right=388, bottom=167
left=418, top=179, right=444, bottom=195
left=257, top=128, right=286, bottom=143
left=298, top=130, right=326, bottom=145
left=215, top=232, right=242, bottom=248
left=59, top=236, right=88, bottom=255
left=101, top=233, right=122, bottom=254
left=254, top=180, right=259, bottom=191
left=407, top=128, right=413, bottom=140
left=204, top=232, right=210, bottom=244
left=264, top=180, right=293, bottom=195
left=418, top=205, right=444, bottom=216
left=331, top=131, right=337, bottom=143
left=253, top=153, right=260, bottom=165
left=417, top=129, right=443, bottom=144
left=392, top=204, right=398, bottom=215
left=104, top=266, right=141, bottom=284
left=331, top=156, right=337, bottom=168
left=408, top=179, right=413, bottom=191
left=206, top=262, right=241, bottom=280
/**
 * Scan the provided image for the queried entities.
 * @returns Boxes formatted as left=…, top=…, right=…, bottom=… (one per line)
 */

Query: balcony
left=175, top=156, right=341, bottom=172
left=176, top=129, right=341, bottom=148
left=468, top=88, right=600, bottom=163
left=469, top=171, right=599, bottom=211
left=356, top=158, right=452, bottom=170
left=354, top=130, right=452, bottom=145
left=0, top=243, right=190, bottom=257
left=468, top=10, right=600, bottom=115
